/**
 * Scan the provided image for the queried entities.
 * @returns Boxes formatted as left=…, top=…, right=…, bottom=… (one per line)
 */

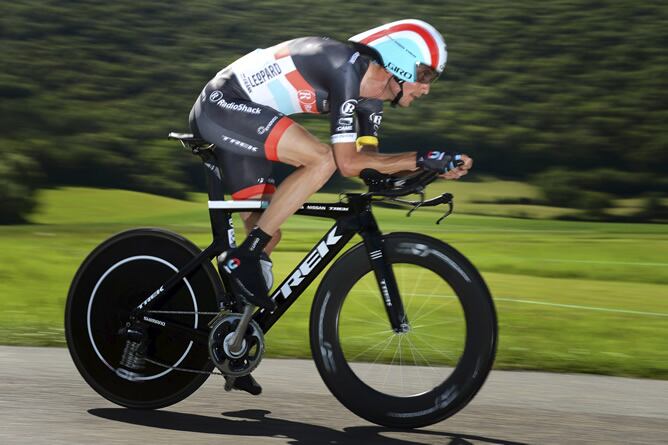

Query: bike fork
left=361, top=230, right=408, bottom=333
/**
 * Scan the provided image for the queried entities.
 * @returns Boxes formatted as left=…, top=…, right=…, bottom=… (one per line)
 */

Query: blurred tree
left=0, top=0, right=666, bottom=220
left=0, top=151, right=42, bottom=223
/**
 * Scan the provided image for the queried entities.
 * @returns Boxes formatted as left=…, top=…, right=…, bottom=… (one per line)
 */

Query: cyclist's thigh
left=218, top=150, right=277, bottom=201
left=275, top=121, right=333, bottom=167
left=191, top=87, right=294, bottom=162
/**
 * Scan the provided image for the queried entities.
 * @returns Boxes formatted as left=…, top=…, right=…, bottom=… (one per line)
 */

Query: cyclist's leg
left=255, top=123, right=337, bottom=235
left=218, top=152, right=281, bottom=254
left=239, top=207, right=281, bottom=254
left=191, top=86, right=336, bottom=238
left=191, top=89, right=335, bottom=308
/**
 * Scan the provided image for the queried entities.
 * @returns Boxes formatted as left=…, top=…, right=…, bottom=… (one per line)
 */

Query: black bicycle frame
left=130, top=146, right=407, bottom=344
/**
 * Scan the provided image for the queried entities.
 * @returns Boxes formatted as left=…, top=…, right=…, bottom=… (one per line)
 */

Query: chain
left=144, top=356, right=224, bottom=376
left=146, top=310, right=221, bottom=315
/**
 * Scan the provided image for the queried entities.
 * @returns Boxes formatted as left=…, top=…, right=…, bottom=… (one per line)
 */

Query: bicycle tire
left=65, top=228, right=224, bottom=409
left=310, top=232, right=497, bottom=428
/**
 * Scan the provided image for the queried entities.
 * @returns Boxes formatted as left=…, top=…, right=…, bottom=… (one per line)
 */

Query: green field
left=1, top=186, right=666, bottom=378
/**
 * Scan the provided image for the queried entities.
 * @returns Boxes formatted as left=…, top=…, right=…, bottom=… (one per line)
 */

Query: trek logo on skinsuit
left=277, top=226, right=343, bottom=298
left=386, top=63, right=413, bottom=81
left=243, top=63, right=283, bottom=92
left=221, top=135, right=260, bottom=152
left=257, top=115, right=279, bottom=135
left=340, top=99, right=358, bottom=116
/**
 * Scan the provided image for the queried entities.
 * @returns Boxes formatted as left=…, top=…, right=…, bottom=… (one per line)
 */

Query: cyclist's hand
left=441, top=154, right=473, bottom=180
left=416, top=151, right=472, bottom=177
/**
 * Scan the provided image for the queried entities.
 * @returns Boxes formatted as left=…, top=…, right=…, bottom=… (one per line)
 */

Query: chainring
left=208, top=313, right=264, bottom=377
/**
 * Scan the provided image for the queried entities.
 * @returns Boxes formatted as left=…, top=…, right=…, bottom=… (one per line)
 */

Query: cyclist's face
left=394, top=80, right=431, bottom=107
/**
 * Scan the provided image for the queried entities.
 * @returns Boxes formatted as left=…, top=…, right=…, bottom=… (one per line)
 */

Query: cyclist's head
left=349, top=19, right=447, bottom=84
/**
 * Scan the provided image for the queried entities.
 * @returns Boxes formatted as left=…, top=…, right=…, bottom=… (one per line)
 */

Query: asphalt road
left=1, top=346, right=666, bottom=445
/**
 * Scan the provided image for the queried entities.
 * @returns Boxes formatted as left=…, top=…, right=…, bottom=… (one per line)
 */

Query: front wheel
left=310, top=233, right=497, bottom=428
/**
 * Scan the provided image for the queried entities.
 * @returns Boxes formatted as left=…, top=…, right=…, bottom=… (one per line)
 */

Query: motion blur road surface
left=1, top=346, right=666, bottom=444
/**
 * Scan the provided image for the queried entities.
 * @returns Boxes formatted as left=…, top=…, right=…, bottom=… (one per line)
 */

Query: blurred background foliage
left=1, top=0, right=667, bottom=221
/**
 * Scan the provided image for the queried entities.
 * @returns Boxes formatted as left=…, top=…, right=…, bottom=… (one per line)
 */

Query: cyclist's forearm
left=337, top=150, right=418, bottom=176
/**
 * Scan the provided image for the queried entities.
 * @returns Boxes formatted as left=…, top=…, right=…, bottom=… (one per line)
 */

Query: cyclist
left=188, top=19, right=472, bottom=393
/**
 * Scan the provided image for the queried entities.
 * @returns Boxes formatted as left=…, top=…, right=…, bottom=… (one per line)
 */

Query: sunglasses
left=415, top=63, right=441, bottom=84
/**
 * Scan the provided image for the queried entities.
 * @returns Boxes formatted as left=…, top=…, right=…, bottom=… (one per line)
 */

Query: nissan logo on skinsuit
left=340, top=99, right=357, bottom=116
left=209, top=90, right=224, bottom=102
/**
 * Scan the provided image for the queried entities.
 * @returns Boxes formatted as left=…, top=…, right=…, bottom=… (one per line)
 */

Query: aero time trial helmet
left=349, top=19, right=447, bottom=84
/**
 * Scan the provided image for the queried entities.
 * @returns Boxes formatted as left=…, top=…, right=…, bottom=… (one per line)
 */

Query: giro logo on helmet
left=387, top=62, right=413, bottom=81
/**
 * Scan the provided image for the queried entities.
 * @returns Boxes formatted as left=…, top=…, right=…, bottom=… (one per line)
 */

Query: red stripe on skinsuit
left=285, top=70, right=317, bottom=113
left=264, top=117, right=294, bottom=161
left=232, top=184, right=277, bottom=200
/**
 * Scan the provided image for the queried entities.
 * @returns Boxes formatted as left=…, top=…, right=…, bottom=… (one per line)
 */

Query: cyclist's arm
left=355, top=99, right=383, bottom=154
left=358, top=144, right=379, bottom=153
left=328, top=64, right=418, bottom=176
left=332, top=142, right=418, bottom=177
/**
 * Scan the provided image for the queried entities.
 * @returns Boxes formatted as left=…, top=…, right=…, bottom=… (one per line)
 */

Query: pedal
left=224, top=374, right=262, bottom=395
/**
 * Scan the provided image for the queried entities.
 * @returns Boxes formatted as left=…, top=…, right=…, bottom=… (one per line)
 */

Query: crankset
left=116, top=308, right=265, bottom=379
left=208, top=309, right=265, bottom=377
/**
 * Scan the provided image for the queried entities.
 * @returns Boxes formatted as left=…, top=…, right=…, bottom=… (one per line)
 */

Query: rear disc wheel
left=65, top=228, right=223, bottom=409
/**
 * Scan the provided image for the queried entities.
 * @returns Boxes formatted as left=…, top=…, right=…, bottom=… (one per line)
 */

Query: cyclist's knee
left=310, top=146, right=337, bottom=177
left=303, top=144, right=336, bottom=179
left=277, top=124, right=335, bottom=172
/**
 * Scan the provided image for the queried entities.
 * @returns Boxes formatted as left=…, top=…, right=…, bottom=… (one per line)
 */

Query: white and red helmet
left=349, top=19, right=447, bottom=83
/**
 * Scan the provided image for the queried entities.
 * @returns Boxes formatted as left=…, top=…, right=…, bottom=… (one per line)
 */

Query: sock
left=239, top=227, right=272, bottom=256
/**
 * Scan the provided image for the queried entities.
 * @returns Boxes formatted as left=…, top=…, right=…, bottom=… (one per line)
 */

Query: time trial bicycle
left=65, top=132, right=497, bottom=428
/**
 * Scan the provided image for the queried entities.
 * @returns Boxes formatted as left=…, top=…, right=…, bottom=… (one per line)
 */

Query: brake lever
left=406, top=188, right=426, bottom=217
left=436, top=199, right=454, bottom=224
